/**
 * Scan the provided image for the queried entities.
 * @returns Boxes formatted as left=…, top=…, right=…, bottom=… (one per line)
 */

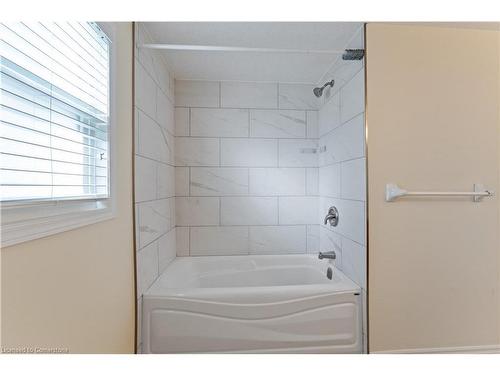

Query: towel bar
left=385, top=183, right=494, bottom=202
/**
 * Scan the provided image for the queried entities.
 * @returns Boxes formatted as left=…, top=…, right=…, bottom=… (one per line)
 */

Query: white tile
left=135, top=155, right=157, bottom=202
left=278, top=139, right=318, bottom=167
left=169, top=197, right=176, bottom=228
left=158, top=229, right=176, bottom=272
left=319, top=163, right=341, bottom=197
left=168, top=72, right=175, bottom=102
left=321, top=198, right=365, bottom=245
left=250, top=110, right=306, bottom=138
left=327, top=60, right=363, bottom=99
left=342, top=238, right=366, bottom=289
left=249, top=168, right=305, bottom=196
left=156, top=88, right=174, bottom=135
left=319, top=92, right=340, bottom=136
left=166, top=130, right=175, bottom=165
left=249, top=226, right=306, bottom=254
left=340, top=69, right=364, bottom=123
left=175, top=137, right=219, bottom=166
left=346, top=27, right=364, bottom=56
left=166, top=103, right=175, bottom=138
left=306, top=111, right=319, bottom=139
left=175, top=167, right=189, bottom=196
left=221, top=197, right=278, bottom=225
left=138, top=30, right=165, bottom=89
left=137, top=110, right=173, bottom=163
left=279, top=197, right=318, bottom=224
left=191, top=108, right=249, bottom=137
left=278, top=83, right=321, bottom=110
left=135, top=60, right=156, bottom=119
left=306, top=168, right=319, bottom=196
left=307, top=225, right=320, bottom=254
left=221, top=82, right=277, bottom=109
left=176, top=227, right=190, bottom=256
left=157, top=163, right=175, bottom=199
left=176, top=197, right=220, bottom=226
left=175, top=80, right=219, bottom=108
left=136, top=241, right=158, bottom=295
left=135, top=24, right=154, bottom=79
left=341, top=157, right=366, bottom=201
left=138, top=199, right=173, bottom=248
left=190, top=226, right=249, bottom=256
left=221, top=138, right=277, bottom=167
left=175, top=107, right=189, bottom=136
left=320, top=226, right=342, bottom=269
left=190, top=167, right=249, bottom=196
left=151, top=52, right=171, bottom=98
left=319, top=114, right=365, bottom=165
left=134, top=109, right=139, bottom=154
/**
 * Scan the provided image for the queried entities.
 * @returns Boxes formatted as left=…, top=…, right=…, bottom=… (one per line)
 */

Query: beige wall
left=0, top=23, right=135, bottom=353
left=367, top=24, right=500, bottom=352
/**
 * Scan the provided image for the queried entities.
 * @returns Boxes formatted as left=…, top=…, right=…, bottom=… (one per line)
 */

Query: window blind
left=0, top=22, right=110, bottom=202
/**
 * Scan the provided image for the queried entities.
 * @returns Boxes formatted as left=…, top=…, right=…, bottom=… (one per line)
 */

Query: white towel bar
left=385, top=183, right=494, bottom=202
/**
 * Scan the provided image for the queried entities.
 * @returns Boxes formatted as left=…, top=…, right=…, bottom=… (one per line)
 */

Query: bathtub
left=142, top=254, right=362, bottom=353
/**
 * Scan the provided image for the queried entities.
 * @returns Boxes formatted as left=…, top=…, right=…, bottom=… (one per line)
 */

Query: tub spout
left=318, top=251, right=336, bottom=260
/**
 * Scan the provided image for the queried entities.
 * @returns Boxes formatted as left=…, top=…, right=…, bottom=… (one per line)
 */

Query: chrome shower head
left=313, top=86, right=324, bottom=98
left=313, top=79, right=335, bottom=98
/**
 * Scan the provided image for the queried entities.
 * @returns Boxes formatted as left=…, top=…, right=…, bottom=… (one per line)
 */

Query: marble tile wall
left=174, top=79, right=321, bottom=256
left=134, top=24, right=176, bottom=352
left=316, top=26, right=367, bottom=350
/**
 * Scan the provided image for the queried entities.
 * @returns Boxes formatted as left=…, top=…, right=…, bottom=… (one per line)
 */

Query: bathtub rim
left=144, top=253, right=361, bottom=301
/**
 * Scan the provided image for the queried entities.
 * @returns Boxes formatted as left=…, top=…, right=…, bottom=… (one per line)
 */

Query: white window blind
left=0, top=22, right=110, bottom=202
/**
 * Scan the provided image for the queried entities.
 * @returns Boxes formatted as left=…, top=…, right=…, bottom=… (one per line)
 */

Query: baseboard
left=372, top=344, right=500, bottom=354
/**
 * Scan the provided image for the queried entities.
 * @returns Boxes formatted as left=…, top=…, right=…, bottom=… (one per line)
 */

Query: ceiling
left=142, top=22, right=364, bottom=84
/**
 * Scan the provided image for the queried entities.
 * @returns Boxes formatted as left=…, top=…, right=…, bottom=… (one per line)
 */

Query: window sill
left=1, top=199, right=115, bottom=247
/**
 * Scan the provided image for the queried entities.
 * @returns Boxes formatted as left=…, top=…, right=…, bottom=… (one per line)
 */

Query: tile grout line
left=247, top=109, right=251, bottom=138
left=277, top=196, right=280, bottom=225
left=305, top=224, right=308, bottom=253
left=218, top=81, right=221, bottom=108
left=277, top=83, right=280, bottom=109
left=219, top=138, right=222, bottom=166
left=247, top=226, right=250, bottom=255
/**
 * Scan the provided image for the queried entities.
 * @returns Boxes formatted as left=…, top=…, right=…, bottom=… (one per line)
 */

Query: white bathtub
left=142, top=254, right=362, bottom=353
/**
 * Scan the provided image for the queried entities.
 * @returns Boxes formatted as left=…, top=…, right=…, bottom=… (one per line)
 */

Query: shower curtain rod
left=138, top=43, right=344, bottom=54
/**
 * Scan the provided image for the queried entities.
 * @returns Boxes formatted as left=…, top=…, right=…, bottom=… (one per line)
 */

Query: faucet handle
left=324, top=206, right=339, bottom=226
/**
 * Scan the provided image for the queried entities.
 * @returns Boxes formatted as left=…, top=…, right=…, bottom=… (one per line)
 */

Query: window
left=0, top=22, right=115, bottom=246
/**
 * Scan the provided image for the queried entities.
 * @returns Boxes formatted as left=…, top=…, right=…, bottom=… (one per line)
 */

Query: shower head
left=313, top=86, right=324, bottom=98
left=342, top=49, right=365, bottom=60
left=313, top=79, right=335, bottom=98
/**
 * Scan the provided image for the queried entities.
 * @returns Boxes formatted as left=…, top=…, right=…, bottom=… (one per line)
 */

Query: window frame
left=0, top=22, right=117, bottom=247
